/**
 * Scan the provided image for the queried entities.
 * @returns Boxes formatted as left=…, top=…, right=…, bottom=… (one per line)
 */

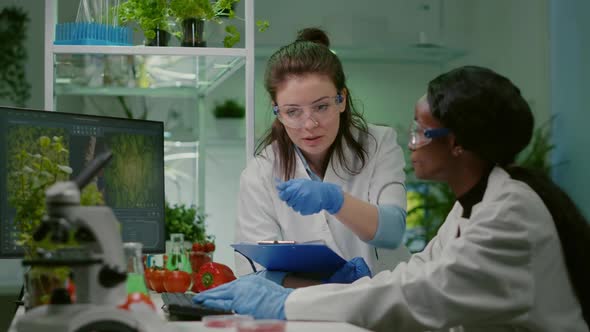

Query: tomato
left=149, top=269, right=167, bottom=293
left=163, top=270, right=192, bottom=293
left=190, top=251, right=212, bottom=273
left=192, top=242, right=203, bottom=252
left=205, top=242, right=215, bottom=253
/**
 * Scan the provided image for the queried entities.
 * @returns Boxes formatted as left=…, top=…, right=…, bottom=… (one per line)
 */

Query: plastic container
left=54, top=22, right=132, bottom=46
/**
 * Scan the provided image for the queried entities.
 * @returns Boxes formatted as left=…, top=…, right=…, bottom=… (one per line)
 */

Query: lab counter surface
left=9, top=292, right=371, bottom=332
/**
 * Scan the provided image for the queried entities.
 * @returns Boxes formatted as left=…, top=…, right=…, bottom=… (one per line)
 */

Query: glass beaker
left=164, top=233, right=192, bottom=293
left=166, top=233, right=191, bottom=273
left=120, top=242, right=156, bottom=312
left=123, top=242, right=150, bottom=295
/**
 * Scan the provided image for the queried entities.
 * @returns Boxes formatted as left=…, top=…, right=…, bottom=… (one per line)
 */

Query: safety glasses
left=408, top=120, right=451, bottom=149
left=273, top=94, right=344, bottom=129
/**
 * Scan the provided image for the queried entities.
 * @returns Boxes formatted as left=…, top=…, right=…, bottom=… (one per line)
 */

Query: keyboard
left=161, top=292, right=233, bottom=321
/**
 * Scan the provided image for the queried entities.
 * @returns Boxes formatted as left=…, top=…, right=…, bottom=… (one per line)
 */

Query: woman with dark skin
left=195, top=66, right=590, bottom=332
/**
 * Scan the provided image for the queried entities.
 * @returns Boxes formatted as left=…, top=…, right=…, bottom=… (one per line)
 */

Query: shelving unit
left=44, top=0, right=255, bottom=157
left=43, top=1, right=256, bottom=267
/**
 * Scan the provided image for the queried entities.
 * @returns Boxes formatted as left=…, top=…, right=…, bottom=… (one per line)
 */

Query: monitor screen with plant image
left=0, top=106, right=166, bottom=257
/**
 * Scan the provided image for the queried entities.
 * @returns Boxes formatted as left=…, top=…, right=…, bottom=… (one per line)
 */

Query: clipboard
left=231, top=242, right=346, bottom=273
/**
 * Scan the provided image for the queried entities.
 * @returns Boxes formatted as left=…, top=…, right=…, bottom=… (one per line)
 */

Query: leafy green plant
left=213, top=99, right=245, bottom=118
left=115, top=0, right=170, bottom=41
left=8, top=135, right=104, bottom=258
left=0, top=6, right=31, bottom=107
left=403, top=123, right=556, bottom=252
left=517, top=117, right=555, bottom=173
left=168, top=0, right=269, bottom=48
left=165, top=201, right=209, bottom=242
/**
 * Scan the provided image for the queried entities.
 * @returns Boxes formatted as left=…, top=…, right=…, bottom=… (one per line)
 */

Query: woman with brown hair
left=234, top=28, right=409, bottom=285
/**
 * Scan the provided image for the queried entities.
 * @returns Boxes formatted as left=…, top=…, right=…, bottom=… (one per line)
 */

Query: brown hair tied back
left=296, top=27, right=330, bottom=48
left=257, top=27, right=371, bottom=180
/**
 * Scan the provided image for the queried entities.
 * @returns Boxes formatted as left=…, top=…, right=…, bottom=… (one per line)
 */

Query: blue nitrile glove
left=193, top=275, right=293, bottom=320
left=324, top=257, right=372, bottom=284
left=276, top=178, right=344, bottom=215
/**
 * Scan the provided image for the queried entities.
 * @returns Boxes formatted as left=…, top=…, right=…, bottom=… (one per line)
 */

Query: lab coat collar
left=471, top=166, right=510, bottom=215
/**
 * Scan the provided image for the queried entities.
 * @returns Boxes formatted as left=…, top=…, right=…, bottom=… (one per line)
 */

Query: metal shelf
left=54, top=54, right=245, bottom=97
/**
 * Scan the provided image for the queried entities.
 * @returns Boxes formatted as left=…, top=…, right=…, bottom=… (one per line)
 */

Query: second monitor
left=0, top=106, right=165, bottom=257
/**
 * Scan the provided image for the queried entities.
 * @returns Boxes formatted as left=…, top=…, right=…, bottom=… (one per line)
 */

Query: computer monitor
left=0, top=106, right=165, bottom=257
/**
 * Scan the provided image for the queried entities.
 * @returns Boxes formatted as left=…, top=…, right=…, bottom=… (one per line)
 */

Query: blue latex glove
left=276, top=178, right=344, bottom=215
left=325, top=257, right=372, bottom=284
left=193, top=275, right=293, bottom=319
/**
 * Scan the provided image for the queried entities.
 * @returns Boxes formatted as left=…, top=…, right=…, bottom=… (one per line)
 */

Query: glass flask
left=166, top=233, right=191, bottom=273
left=119, top=242, right=156, bottom=312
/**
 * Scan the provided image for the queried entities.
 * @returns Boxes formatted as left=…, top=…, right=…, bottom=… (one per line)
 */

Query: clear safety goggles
left=273, top=94, right=344, bottom=129
left=408, top=120, right=451, bottom=149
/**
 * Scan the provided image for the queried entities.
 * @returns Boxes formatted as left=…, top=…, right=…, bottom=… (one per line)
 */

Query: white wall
left=445, top=0, right=550, bottom=124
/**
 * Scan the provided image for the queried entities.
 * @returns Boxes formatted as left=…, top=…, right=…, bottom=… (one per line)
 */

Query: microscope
left=16, top=151, right=168, bottom=332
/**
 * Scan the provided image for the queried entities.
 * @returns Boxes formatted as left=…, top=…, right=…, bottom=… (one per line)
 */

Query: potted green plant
left=212, top=99, right=245, bottom=139
left=115, top=0, right=171, bottom=46
left=168, top=0, right=269, bottom=47
left=164, top=201, right=209, bottom=244
left=213, top=99, right=245, bottom=119
left=8, top=134, right=104, bottom=308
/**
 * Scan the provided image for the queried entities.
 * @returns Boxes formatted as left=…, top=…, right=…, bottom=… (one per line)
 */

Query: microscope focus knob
left=99, top=266, right=127, bottom=288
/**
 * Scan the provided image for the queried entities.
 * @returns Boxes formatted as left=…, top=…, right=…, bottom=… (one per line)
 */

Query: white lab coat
left=234, top=125, right=409, bottom=276
left=285, top=167, right=588, bottom=332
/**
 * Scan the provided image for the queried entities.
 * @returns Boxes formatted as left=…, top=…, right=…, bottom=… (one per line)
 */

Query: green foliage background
left=213, top=99, right=245, bottom=118
left=0, top=7, right=31, bottom=107
left=104, top=133, right=159, bottom=207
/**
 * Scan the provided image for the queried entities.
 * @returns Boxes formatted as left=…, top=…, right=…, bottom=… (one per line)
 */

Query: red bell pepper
left=195, top=262, right=236, bottom=292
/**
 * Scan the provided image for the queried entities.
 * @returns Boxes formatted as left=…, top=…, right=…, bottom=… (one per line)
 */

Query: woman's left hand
left=276, top=179, right=344, bottom=215
left=193, top=275, right=293, bottom=319
left=325, top=257, right=372, bottom=284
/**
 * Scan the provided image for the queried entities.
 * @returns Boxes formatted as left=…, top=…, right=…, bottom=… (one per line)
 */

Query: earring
left=454, top=147, right=464, bottom=156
